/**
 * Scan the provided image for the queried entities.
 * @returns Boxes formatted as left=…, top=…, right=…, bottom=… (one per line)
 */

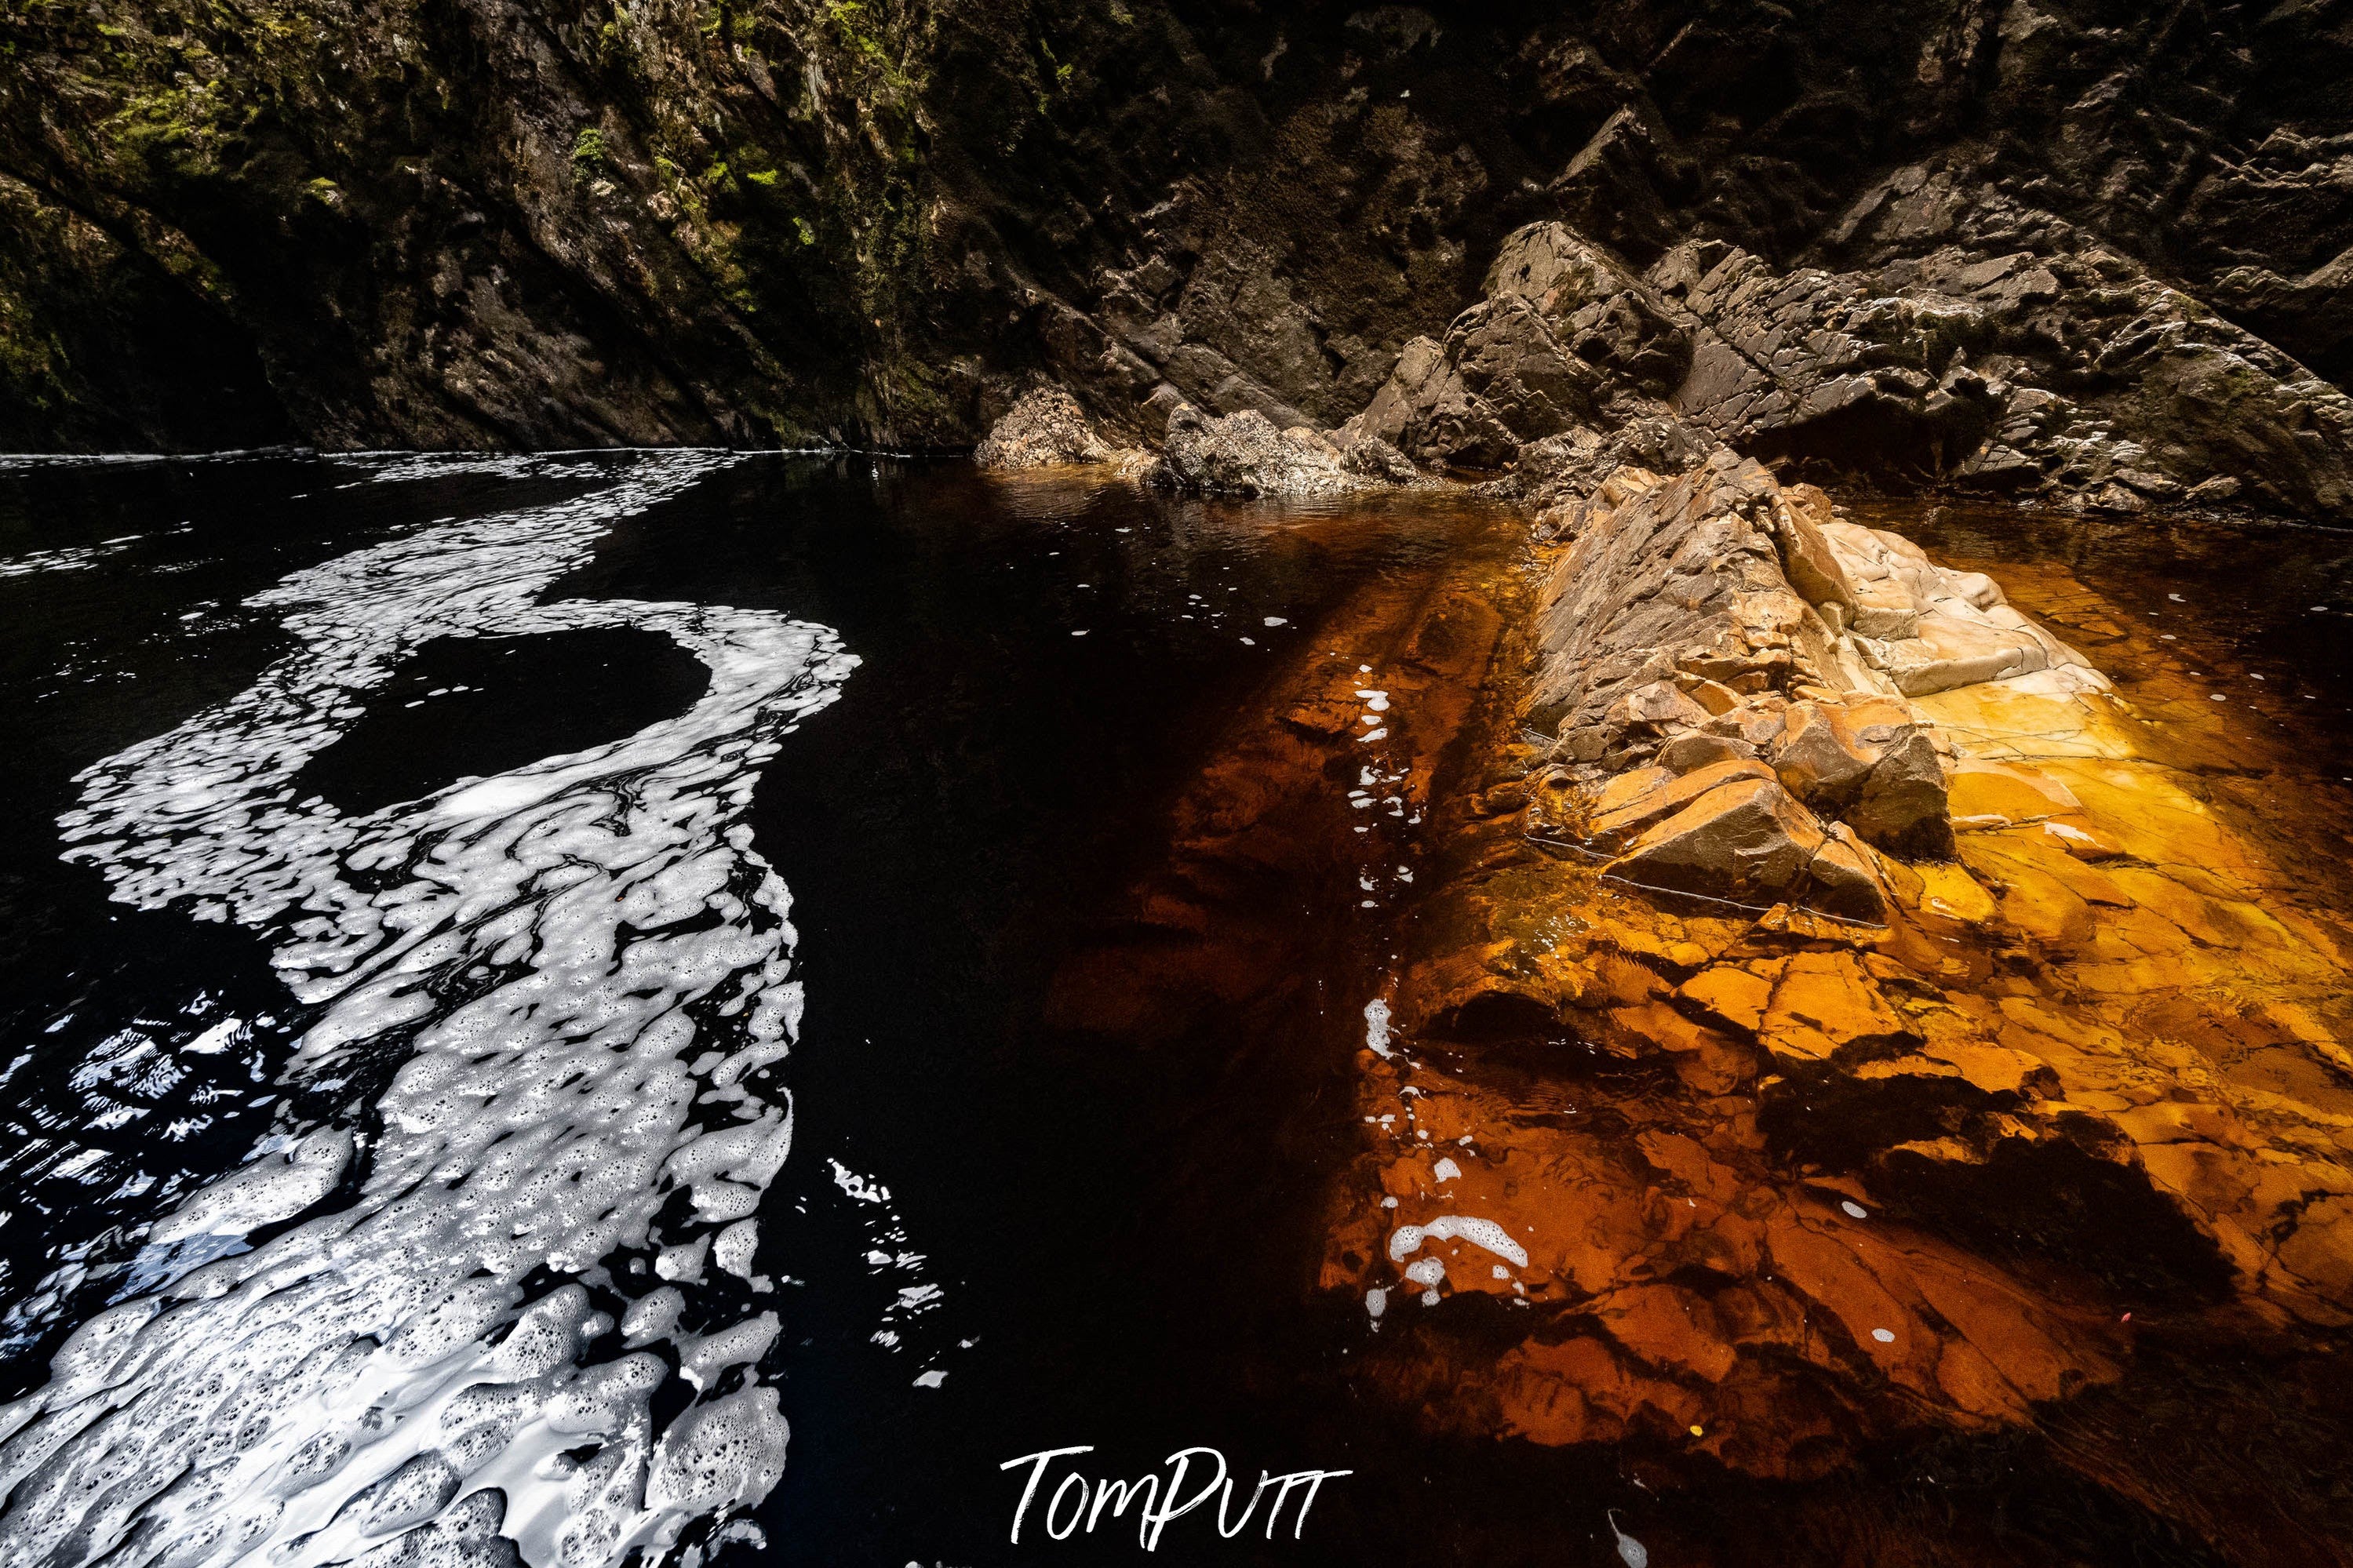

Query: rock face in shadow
left=7, top=0, right=2353, bottom=501
left=1342, top=224, right=1710, bottom=475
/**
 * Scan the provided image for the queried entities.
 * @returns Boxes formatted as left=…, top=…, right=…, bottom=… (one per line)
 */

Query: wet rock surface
left=6, top=457, right=2353, bottom=1563
left=1146, top=402, right=1423, bottom=498
left=1520, top=452, right=2092, bottom=918
left=1320, top=475, right=2353, bottom=1513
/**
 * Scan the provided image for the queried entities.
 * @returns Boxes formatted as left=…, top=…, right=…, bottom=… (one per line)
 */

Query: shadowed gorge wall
left=2, top=0, right=2350, bottom=461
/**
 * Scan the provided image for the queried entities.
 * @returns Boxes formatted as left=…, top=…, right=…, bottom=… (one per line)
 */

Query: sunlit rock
left=1317, top=463, right=2353, bottom=1481
left=973, top=384, right=1116, bottom=468
left=1608, top=773, right=1824, bottom=906
left=1149, top=402, right=1426, bottom=497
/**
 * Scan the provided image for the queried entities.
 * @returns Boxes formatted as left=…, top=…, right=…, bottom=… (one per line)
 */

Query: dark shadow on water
left=555, top=457, right=1565, bottom=1565
left=291, top=628, right=712, bottom=816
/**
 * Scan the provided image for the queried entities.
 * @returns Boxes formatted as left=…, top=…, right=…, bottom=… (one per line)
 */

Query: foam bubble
left=1386, top=1214, right=1530, bottom=1269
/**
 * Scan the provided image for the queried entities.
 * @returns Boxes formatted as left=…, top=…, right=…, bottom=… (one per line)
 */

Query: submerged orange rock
left=1313, top=463, right=2353, bottom=1483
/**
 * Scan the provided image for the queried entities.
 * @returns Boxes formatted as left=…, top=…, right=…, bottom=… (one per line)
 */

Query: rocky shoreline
left=978, top=209, right=2353, bottom=526
left=9, top=0, right=2353, bottom=1548
left=975, top=239, right=2353, bottom=1486
left=1293, top=430, right=2353, bottom=1481
left=987, top=358, right=2353, bottom=1493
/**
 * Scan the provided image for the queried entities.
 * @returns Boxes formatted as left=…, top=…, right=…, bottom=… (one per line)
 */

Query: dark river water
left=2, top=454, right=2351, bottom=1568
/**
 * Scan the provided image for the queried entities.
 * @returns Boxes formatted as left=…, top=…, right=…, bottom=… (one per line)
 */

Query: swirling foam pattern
left=0, top=453, right=858, bottom=1568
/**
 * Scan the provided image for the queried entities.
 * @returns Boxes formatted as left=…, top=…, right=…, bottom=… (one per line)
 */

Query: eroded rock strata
left=1524, top=452, right=2109, bottom=919
left=11, top=0, right=2353, bottom=528
left=1317, top=457, right=2353, bottom=1488
left=967, top=193, right=2353, bottom=1502
left=969, top=209, right=2353, bottom=546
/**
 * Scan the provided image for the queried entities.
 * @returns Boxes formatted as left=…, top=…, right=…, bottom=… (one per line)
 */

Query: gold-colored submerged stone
left=1317, top=489, right=2353, bottom=1479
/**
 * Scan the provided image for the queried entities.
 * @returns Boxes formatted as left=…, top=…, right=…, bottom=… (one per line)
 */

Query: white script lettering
left=999, top=1446, right=1353, bottom=1551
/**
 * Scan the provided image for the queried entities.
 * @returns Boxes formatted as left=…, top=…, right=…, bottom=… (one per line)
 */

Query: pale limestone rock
left=1818, top=520, right=2103, bottom=698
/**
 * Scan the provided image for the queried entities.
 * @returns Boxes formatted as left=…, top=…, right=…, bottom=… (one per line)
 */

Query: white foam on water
left=0, top=452, right=859, bottom=1568
left=355, top=453, right=611, bottom=486
left=0, top=540, right=128, bottom=579
left=1608, top=1510, right=1648, bottom=1568
left=1386, top=1215, right=1529, bottom=1270
left=182, top=1017, right=246, bottom=1057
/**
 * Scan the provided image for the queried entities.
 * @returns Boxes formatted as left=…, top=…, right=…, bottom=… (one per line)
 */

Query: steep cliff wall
left=4, top=0, right=2350, bottom=491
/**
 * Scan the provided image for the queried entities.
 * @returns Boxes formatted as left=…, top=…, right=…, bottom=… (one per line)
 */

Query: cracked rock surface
left=1326, top=482, right=2353, bottom=1481
left=1519, top=450, right=2103, bottom=922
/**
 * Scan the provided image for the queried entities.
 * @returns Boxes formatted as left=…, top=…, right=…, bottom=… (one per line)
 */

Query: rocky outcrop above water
left=1656, top=178, right=2353, bottom=520
left=1517, top=452, right=2104, bottom=922
left=1324, top=479, right=2353, bottom=1481
left=1146, top=402, right=1423, bottom=497
left=972, top=385, right=1114, bottom=469
left=9, top=0, right=2353, bottom=517
left=1344, top=224, right=1702, bottom=472
left=971, top=385, right=1429, bottom=497
left=1350, top=212, right=2353, bottom=521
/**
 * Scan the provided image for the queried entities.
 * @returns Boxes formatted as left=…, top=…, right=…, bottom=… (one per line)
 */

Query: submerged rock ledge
left=969, top=306, right=2353, bottom=1476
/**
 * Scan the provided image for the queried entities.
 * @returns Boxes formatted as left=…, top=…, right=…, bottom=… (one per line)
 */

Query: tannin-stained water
left=0, top=456, right=2349, bottom=1567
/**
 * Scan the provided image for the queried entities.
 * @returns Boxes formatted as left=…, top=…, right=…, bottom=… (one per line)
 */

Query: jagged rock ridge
left=5, top=0, right=2353, bottom=523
